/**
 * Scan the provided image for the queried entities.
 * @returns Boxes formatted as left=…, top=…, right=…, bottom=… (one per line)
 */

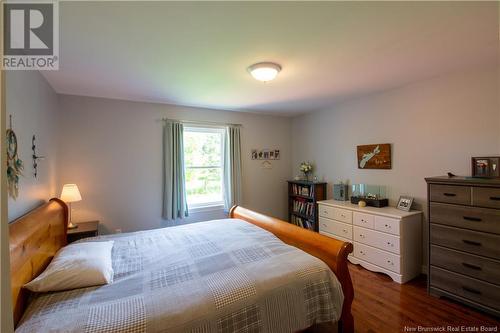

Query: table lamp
left=60, top=184, right=82, bottom=229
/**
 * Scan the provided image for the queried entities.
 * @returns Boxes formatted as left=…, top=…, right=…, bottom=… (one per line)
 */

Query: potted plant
left=300, top=162, right=313, bottom=181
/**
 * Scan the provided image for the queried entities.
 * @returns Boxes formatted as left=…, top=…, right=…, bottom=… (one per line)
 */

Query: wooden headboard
left=9, top=198, right=68, bottom=326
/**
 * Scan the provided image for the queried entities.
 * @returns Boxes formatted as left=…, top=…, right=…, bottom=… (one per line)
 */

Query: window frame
left=183, top=125, right=225, bottom=211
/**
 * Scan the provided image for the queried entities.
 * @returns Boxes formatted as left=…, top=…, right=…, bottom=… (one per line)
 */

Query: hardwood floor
left=349, top=263, right=500, bottom=333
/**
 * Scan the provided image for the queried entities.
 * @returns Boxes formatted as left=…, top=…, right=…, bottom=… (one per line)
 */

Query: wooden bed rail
left=230, top=206, right=354, bottom=333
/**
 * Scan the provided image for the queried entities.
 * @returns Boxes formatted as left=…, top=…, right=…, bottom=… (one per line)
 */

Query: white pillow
left=24, top=241, right=114, bottom=292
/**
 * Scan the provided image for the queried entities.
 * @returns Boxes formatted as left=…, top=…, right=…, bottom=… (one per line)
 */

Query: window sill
left=189, top=204, right=225, bottom=214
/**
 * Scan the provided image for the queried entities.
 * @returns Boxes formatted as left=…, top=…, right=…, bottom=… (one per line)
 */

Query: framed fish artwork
left=357, top=144, right=391, bottom=169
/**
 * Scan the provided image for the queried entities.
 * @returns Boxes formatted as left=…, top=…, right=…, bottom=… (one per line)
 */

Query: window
left=183, top=126, right=225, bottom=209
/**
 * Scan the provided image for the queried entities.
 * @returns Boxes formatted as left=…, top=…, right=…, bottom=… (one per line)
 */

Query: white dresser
left=318, top=200, right=422, bottom=283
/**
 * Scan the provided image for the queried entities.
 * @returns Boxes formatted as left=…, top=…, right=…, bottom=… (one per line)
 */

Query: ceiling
left=42, top=1, right=499, bottom=116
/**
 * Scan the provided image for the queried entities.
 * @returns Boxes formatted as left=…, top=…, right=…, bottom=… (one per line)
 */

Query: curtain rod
left=161, top=118, right=242, bottom=127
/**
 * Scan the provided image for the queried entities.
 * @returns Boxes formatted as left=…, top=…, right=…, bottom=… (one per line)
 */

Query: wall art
left=251, top=149, right=280, bottom=160
left=357, top=143, right=391, bottom=169
left=7, top=116, right=24, bottom=199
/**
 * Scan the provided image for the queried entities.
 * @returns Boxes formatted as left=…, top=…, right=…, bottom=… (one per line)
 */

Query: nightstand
left=67, top=220, right=99, bottom=243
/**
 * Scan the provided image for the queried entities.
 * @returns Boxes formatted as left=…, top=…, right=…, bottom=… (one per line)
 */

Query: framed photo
left=472, top=156, right=499, bottom=178
left=396, top=196, right=413, bottom=211
left=274, top=150, right=280, bottom=160
left=251, top=149, right=258, bottom=160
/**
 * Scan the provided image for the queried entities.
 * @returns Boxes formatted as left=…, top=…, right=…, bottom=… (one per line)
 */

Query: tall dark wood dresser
left=426, top=176, right=500, bottom=317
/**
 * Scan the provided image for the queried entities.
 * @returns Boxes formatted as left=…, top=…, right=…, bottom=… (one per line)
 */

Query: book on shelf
left=291, top=184, right=312, bottom=197
left=290, top=215, right=314, bottom=230
left=292, top=198, right=315, bottom=217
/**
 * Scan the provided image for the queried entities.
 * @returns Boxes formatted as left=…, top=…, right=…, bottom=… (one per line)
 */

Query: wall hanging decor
left=357, top=143, right=391, bottom=169
left=32, top=135, right=45, bottom=178
left=6, top=115, right=24, bottom=199
left=251, top=149, right=280, bottom=160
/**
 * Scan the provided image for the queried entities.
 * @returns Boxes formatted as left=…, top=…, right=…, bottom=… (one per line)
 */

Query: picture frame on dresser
left=396, top=196, right=414, bottom=212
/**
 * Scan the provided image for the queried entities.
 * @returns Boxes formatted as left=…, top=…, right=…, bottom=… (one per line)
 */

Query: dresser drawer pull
left=462, top=286, right=481, bottom=295
left=462, top=216, right=482, bottom=222
left=490, top=196, right=500, bottom=201
left=443, top=193, right=457, bottom=197
left=462, top=239, right=482, bottom=246
left=462, top=262, right=482, bottom=271
left=343, top=229, right=348, bottom=233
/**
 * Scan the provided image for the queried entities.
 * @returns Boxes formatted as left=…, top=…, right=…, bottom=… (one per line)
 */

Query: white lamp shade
left=60, top=184, right=82, bottom=203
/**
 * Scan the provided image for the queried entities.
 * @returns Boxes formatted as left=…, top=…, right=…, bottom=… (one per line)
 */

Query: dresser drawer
left=319, top=217, right=352, bottom=239
left=353, top=212, right=374, bottom=229
left=430, top=184, right=471, bottom=205
left=430, top=224, right=500, bottom=259
left=354, top=242, right=400, bottom=273
left=318, top=205, right=335, bottom=219
left=333, top=208, right=352, bottom=224
left=473, top=187, right=500, bottom=209
left=354, top=226, right=400, bottom=254
left=431, top=266, right=500, bottom=310
left=431, top=245, right=500, bottom=285
left=374, top=216, right=400, bottom=235
left=430, top=202, right=500, bottom=234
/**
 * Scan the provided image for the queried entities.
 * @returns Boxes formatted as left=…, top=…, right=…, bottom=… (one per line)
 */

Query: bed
left=10, top=199, right=354, bottom=333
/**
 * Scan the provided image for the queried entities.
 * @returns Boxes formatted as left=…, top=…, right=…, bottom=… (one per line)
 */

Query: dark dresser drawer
left=431, top=266, right=500, bottom=310
left=473, top=187, right=500, bottom=209
left=430, top=224, right=500, bottom=259
left=430, top=245, right=500, bottom=284
left=430, top=184, right=471, bottom=205
left=430, top=202, right=500, bottom=234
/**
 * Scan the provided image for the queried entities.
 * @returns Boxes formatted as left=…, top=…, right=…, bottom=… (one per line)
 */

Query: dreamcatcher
left=7, top=116, right=23, bottom=199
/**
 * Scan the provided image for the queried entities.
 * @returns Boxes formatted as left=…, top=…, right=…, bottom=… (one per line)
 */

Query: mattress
left=16, top=218, right=344, bottom=332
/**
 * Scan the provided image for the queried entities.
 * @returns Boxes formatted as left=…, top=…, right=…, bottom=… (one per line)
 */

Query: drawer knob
left=359, top=250, right=365, bottom=255
left=384, top=224, right=391, bottom=228
left=462, top=286, right=481, bottom=295
left=463, top=216, right=482, bottom=222
left=343, top=229, right=347, bottom=233
left=443, top=192, right=457, bottom=197
left=462, top=262, right=482, bottom=271
left=490, top=196, right=500, bottom=201
left=387, top=242, right=393, bottom=247
left=462, top=239, right=482, bottom=246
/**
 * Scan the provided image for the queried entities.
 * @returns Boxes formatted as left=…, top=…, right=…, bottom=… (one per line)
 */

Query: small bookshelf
left=287, top=180, right=327, bottom=232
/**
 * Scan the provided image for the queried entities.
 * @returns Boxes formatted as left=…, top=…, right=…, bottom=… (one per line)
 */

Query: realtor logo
left=3, top=1, right=59, bottom=70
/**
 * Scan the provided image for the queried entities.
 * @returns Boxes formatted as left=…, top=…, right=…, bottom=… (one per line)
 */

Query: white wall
left=291, top=65, right=500, bottom=266
left=6, top=72, right=60, bottom=221
left=57, top=95, right=292, bottom=234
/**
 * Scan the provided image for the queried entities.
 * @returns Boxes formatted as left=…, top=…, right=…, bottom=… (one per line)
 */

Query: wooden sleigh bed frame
left=9, top=200, right=354, bottom=333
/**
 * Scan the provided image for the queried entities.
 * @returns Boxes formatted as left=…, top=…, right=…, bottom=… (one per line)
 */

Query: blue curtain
left=223, top=126, right=242, bottom=211
left=162, top=120, right=188, bottom=220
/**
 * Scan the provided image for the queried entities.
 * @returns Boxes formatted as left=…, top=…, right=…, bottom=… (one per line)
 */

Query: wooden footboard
left=229, top=206, right=354, bottom=333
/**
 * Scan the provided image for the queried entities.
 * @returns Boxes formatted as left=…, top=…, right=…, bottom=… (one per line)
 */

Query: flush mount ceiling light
left=247, top=62, right=281, bottom=82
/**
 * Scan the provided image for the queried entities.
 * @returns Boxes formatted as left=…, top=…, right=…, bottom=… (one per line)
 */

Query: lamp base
left=68, top=222, right=78, bottom=229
